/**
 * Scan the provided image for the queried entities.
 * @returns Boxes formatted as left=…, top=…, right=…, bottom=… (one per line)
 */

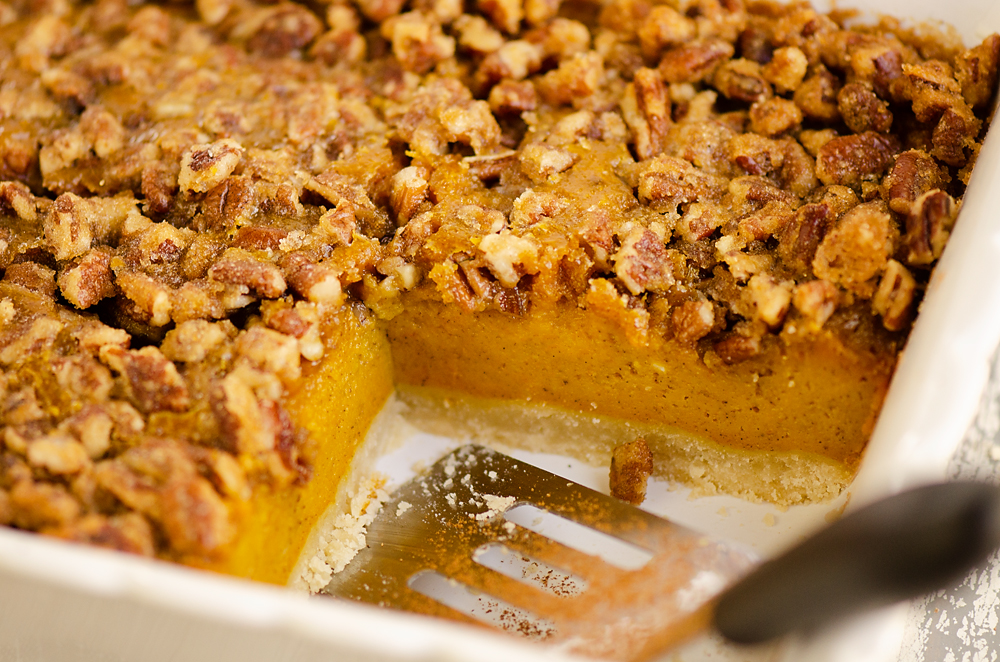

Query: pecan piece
left=621, top=67, right=672, bottom=161
left=208, top=249, right=287, bottom=299
left=659, top=38, right=735, bottom=84
left=815, top=132, right=900, bottom=189
left=872, top=259, right=917, bottom=332
left=904, top=189, right=957, bottom=266
left=58, top=248, right=116, bottom=309
left=246, top=4, right=323, bottom=58
left=762, top=46, right=808, bottom=94
left=100, top=346, right=191, bottom=413
left=671, top=299, right=715, bottom=345
left=813, top=201, right=897, bottom=296
left=882, top=150, right=945, bottom=215
left=178, top=140, right=245, bottom=195
left=793, top=68, right=841, bottom=123
left=748, top=98, right=803, bottom=137
left=638, top=6, right=696, bottom=61
left=713, top=58, right=772, bottom=103
left=837, top=83, right=893, bottom=134
left=793, top=279, right=839, bottom=330
left=613, top=228, right=674, bottom=295
left=955, top=34, right=1000, bottom=110
left=637, top=155, right=728, bottom=210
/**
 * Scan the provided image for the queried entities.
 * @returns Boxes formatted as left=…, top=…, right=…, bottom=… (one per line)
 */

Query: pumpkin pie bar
left=0, top=0, right=997, bottom=587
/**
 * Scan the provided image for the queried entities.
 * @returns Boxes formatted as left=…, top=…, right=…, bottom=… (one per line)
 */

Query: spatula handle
left=713, top=481, right=1000, bottom=644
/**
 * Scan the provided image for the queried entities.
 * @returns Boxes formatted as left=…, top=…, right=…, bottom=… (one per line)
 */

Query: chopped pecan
left=80, top=106, right=125, bottom=159
left=904, top=189, right=957, bottom=266
left=178, top=140, right=245, bottom=194
left=26, top=433, right=90, bottom=475
left=213, top=363, right=284, bottom=455
left=714, top=332, right=761, bottom=364
left=748, top=273, right=792, bottom=328
left=0, top=317, right=64, bottom=369
left=778, top=201, right=839, bottom=274
left=114, top=272, right=172, bottom=327
left=208, top=249, right=287, bottom=299
left=837, top=83, right=893, bottom=134
left=881, top=150, right=945, bottom=214
left=713, top=58, right=772, bottom=103
left=390, top=166, right=431, bottom=224
left=454, top=14, right=505, bottom=54
left=815, top=132, right=900, bottom=189
left=638, top=6, right=696, bottom=61
left=762, top=46, right=808, bottom=93
left=478, top=0, right=522, bottom=34
left=235, top=326, right=301, bottom=383
left=813, top=201, right=897, bottom=296
left=488, top=80, right=538, bottom=115
left=584, top=278, right=650, bottom=346
left=100, top=346, right=190, bottom=414
left=621, top=67, right=671, bottom=161
left=231, top=226, right=288, bottom=252
left=279, top=251, right=344, bottom=304
left=849, top=43, right=905, bottom=101
left=931, top=106, right=979, bottom=167
left=537, top=51, right=604, bottom=106
left=729, top=133, right=785, bottom=176
left=872, top=259, right=916, bottom=331
left=0, top=181, right=36, bottom=221
left=519, top=143, right=578, bottom=182
left=637, top=155, right=728, bottom=210
left=478, top=232, right=540, bottom=287
left=60, top=405, right=115, bottom=459
left=748, top=97, right=802, bottom=137
left=383, top=11, right=456, bottom=75
left=777, top=139, right=818, bottom=198
left=727, top=175, right=796, bottom=216
left=47, top=512, right=155, bottom=557
left=609, top=437, right=654, bottom=505
left=614, top=228, right=674, bottom=295
left=9, top=480, right=80, bottom=530
left=671, top=298, right=714, bottom=345
left=475, top=40, right=543, bottom=90
left=161, top=320, right=230, bottom=363
left=51, top=354, right=115, bottom=403
left=246, top=4, right=323, bottom=58
left=58, top=248, right=116, bottom=309
left=4, top=262, right=56, bottom=297
left=677, top=202, right=727, bottom=242
left=45, top=193, right=97, bottom=261
left=955, top=34, right=1000, bottom=110
left=141, top=162, right=177, bottom=217
left=738, top=200, right=795, bottom=242
left=160, top=476, right=235, bottom=556
left=659, top=38, right=735, bottom=84
left=792, top=279, right=838, bottom=330
left=793, top=68, right=841, bottom=123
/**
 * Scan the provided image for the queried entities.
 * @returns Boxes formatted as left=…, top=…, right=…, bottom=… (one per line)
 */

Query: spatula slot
left=504, top=504, right=654, bottom=571
left=472, top=543, right=587, bottom=597
left=407, top=569, right=557, bottom=639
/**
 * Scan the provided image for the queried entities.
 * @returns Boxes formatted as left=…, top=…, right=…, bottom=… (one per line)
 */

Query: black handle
left=714, top=481, right=1000, bottom=644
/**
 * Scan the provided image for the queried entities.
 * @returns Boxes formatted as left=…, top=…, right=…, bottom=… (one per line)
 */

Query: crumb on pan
left=610, top=437, right=654, bottom=505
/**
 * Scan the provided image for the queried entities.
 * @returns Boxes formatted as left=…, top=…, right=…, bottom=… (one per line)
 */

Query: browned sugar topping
left=0, top=0, right=997, bottom=563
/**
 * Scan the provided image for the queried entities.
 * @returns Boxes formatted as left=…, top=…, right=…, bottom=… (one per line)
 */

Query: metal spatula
left=322, top=445, right=1000, bottom=661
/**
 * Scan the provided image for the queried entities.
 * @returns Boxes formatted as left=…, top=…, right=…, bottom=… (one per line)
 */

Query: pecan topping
left=904, top=189, right=957, bottom=266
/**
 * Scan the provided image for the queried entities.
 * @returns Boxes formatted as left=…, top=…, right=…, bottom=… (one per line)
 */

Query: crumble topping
left=0, top=0, right=997, bottom=564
